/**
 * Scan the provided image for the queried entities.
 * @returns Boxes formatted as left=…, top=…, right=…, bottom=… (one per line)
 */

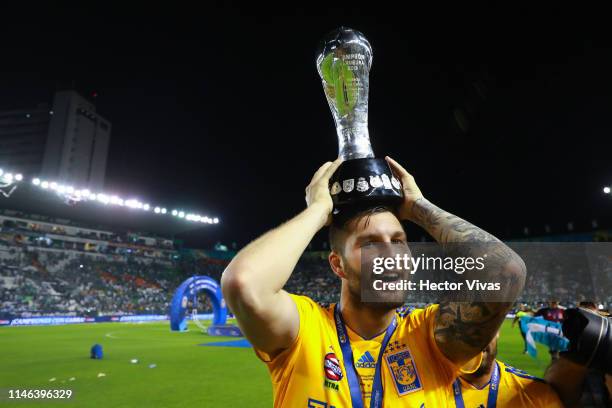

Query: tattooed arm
left=411, top=197, right=526, bottom=365
left=386, top=156, right=526, bottom=366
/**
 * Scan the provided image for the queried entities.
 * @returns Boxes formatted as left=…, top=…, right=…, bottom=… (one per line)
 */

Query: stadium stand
left=1, top=212, right=610, bottom=319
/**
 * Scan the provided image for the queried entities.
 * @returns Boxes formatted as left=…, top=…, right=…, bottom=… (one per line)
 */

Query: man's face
left=334, top=211, right=408, bottom=307
left=550, top=301, right=558, bottom=309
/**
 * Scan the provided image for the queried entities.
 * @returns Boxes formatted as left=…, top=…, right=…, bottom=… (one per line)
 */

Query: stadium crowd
left=1, top=218, right=610, bottom=317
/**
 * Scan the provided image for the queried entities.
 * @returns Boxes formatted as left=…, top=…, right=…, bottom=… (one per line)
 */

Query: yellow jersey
left=254, top=294, right=477, bottom=407
left=455, top=360, right=563, bottom=408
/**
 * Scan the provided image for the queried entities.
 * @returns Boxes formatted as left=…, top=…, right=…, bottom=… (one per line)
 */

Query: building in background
left=0, top=104, right=51, bottom=177
left=0, top=90, right=111, bottom=189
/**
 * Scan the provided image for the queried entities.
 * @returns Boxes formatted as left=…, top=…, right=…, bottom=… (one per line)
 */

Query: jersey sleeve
left=252, top=294, right=320, bottom=384
left=524, top=379, right=565, bottom=408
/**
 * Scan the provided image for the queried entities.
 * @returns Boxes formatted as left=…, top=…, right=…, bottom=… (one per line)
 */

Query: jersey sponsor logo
left=385, top=348, right=423, bottom=395
left=324, top=352, right=343, bottom=382
left=355, top=351, right=376, bottom=368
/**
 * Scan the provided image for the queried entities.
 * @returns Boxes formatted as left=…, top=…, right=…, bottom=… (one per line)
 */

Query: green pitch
left=0, top=319, right=551, bottom=407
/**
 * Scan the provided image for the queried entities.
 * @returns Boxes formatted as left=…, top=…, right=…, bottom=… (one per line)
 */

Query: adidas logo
left=355, top=351, right=376, bottom=368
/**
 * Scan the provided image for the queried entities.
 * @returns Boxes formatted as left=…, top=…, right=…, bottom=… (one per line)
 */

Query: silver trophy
left=317, top=27, right=403, bottom=210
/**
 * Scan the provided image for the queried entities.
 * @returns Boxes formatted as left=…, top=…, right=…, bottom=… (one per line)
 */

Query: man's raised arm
left=386, top=156, right=526, bottom=367
left=221, top=159, right=341, bottom=357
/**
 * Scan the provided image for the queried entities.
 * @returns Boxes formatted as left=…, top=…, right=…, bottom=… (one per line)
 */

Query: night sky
left=1, top=4, right=610, bottom=248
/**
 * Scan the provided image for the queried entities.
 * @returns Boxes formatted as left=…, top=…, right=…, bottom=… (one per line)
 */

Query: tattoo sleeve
left=411, top=198, right=527, bottom=365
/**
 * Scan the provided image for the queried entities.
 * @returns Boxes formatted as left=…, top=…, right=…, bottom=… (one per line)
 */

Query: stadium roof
left=0, top=183, right=214, bottom=237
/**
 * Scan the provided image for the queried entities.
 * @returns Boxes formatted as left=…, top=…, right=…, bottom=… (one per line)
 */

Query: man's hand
left=545, top=357, right=588, bottom=407
left=305, top=158, right=342, bottom=226
left=385, top=156, right=424, bottom=222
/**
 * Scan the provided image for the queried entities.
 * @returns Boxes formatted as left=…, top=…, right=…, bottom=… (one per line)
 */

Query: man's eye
left=392, top=239, right=406, bottom=245
left=361, top=241, right=375, bottom=248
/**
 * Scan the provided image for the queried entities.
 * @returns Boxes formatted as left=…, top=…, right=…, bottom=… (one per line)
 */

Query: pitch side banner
left=0, top=313, right=214, bottom=327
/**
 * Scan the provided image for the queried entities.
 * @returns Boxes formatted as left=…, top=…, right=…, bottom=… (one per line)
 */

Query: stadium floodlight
left=12, top=171, right=220, bottom=224
left=110, top=196, right=124, bottom=206
left=97, top=194, right=109, bottom=204
left=604, top=186, right=611, bottom=194
left=126, top=199, right=143, bottom=209
left=131, top=200, right=142, bottom=209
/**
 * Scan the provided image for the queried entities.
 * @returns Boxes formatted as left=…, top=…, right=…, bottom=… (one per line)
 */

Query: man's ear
left=328, top=251, right=347, bottom=279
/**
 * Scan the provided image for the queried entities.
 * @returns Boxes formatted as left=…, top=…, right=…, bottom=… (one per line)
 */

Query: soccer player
left=453, top=333, right=563, bottom=407
left=222, top=157, right=526, bottom=407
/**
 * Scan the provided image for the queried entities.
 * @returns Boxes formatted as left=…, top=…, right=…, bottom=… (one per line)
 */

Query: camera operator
left=545, top=303, right=612, bottom=408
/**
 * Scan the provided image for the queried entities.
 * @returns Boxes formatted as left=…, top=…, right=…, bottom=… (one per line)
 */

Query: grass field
left=0, top=319, right=551, bottom=407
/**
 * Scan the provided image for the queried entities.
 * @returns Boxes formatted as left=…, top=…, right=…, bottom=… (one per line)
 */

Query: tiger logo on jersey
left=385, top=349, right=422, bottom=395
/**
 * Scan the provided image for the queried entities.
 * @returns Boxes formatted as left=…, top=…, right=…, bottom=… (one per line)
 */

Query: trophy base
left=329, top=157, right=403, bottom=211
